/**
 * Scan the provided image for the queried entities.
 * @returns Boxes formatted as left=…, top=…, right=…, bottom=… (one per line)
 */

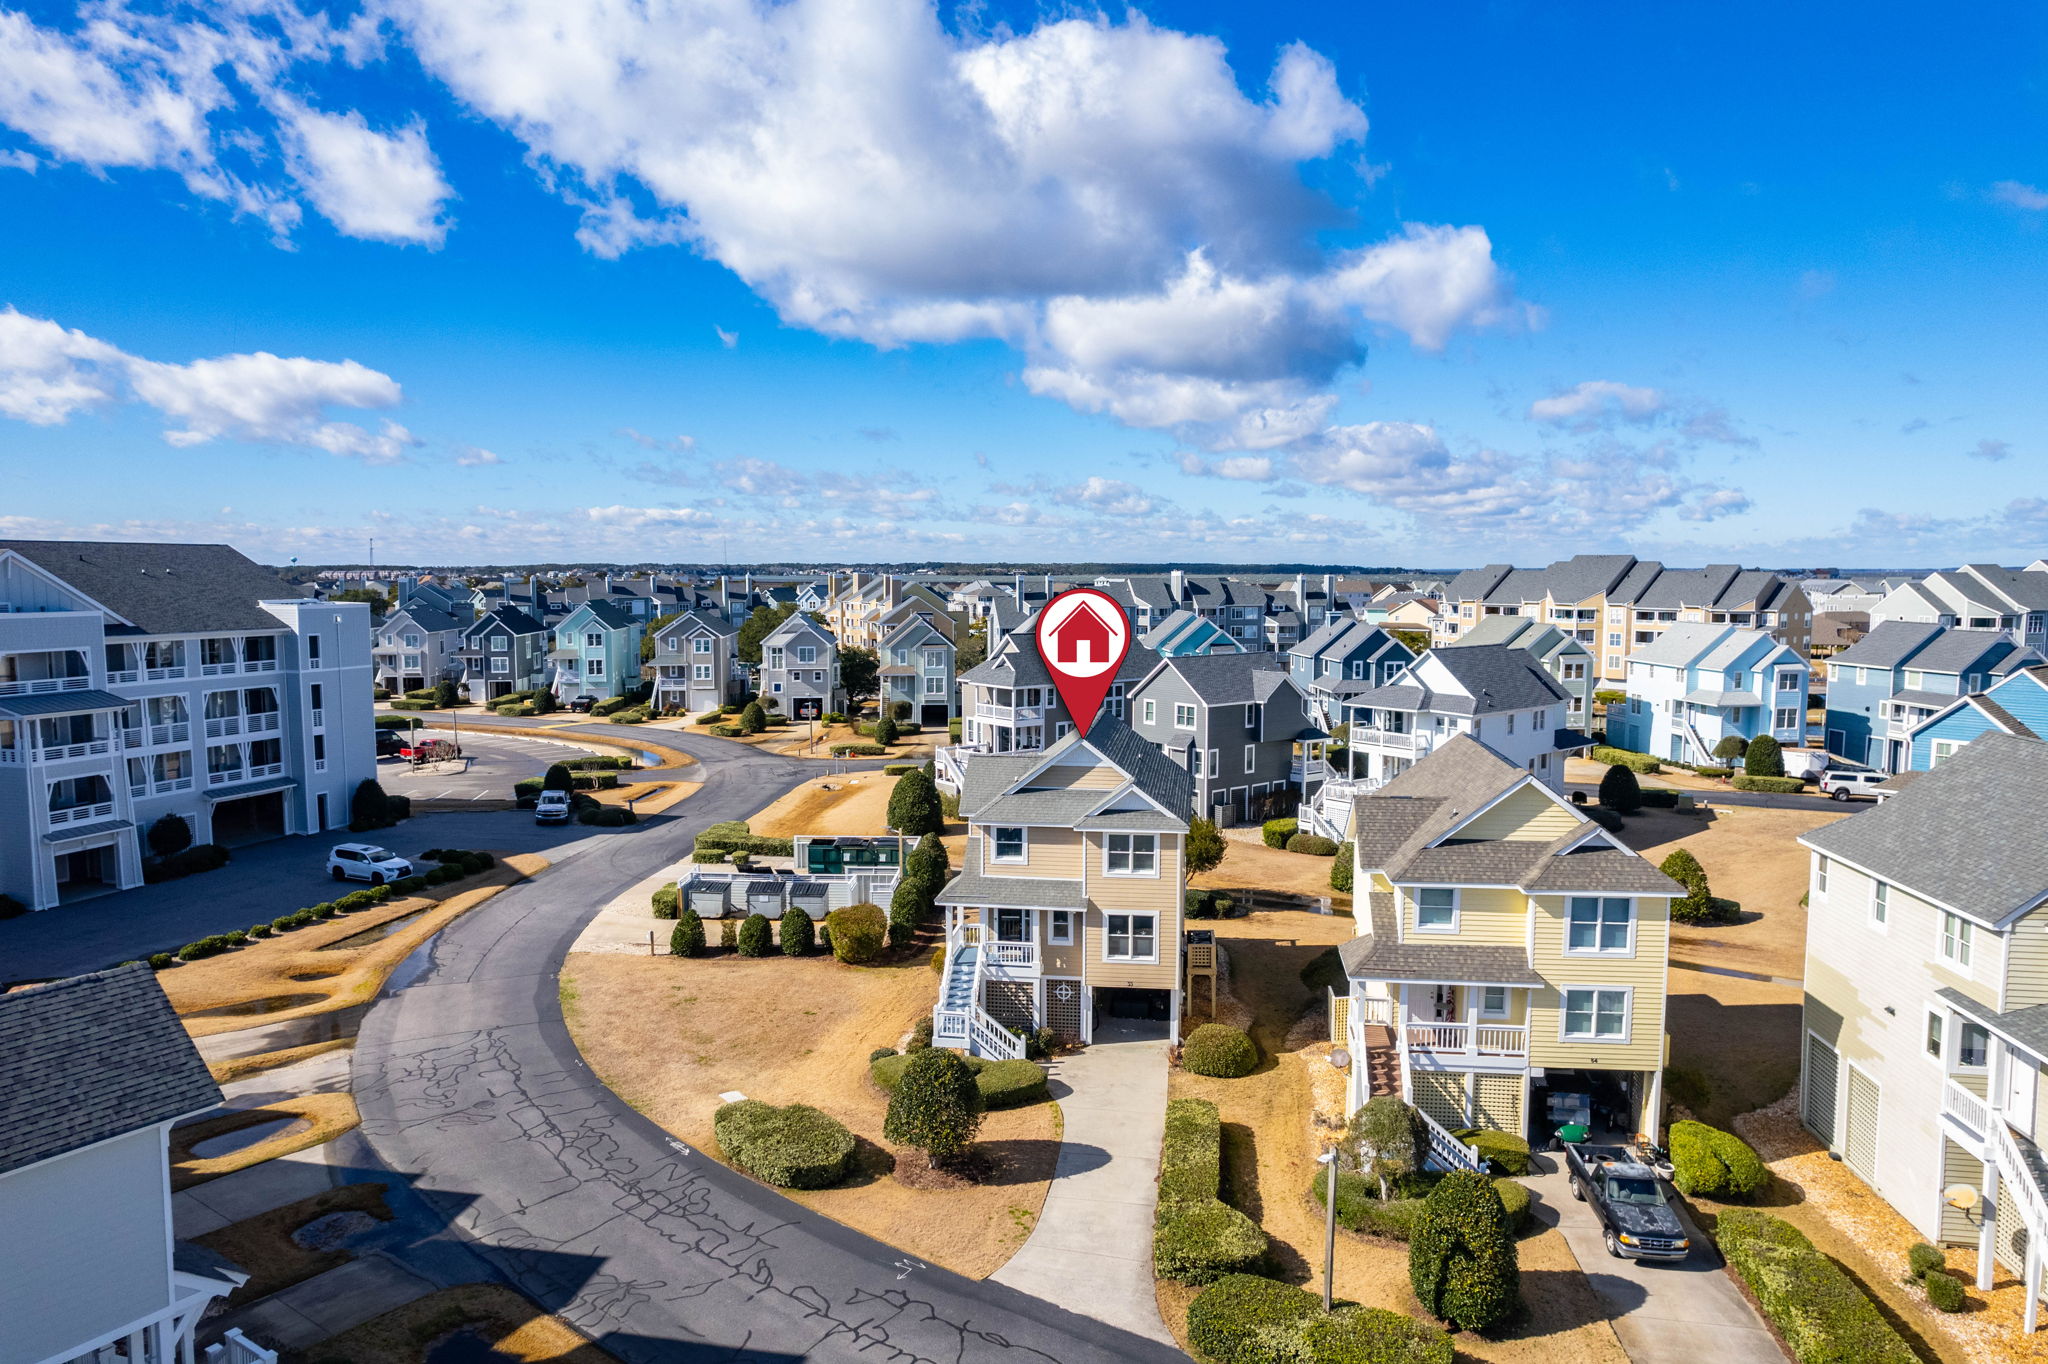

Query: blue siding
left=1987, top=672, right=2048, bottom=734
left=1910, top=708, right=2007, bottom=769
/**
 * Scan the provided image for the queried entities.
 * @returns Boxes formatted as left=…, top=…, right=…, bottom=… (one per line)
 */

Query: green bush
left=873, top=714, right=899, bottom=746
left=709, top=723, right=745, bottom=737
left=1330, top=844, right=1354, bottom=892
left=1455, top=1129, right=1531, bottom=1177
left=824, top=902, right=887, bottom=963
left=1598, top=762, right=1643, bottom=813
left=1589, top=745, right=1661, bottom=773
left=691, top=849, right=727, bottom=864
left=1695, top=764, right=1734, bottom=778
left=1409, top=1170, right=1519, bottom=1332
left=651, top=882, right=680, bottom=919
left=1717, top=1209, right=1917, bottom=1364
left=1639, top=787, right=1680, bottom=808
left=1586, top=806, right=1625, bottom=832
left=735, top=912, right=773, bottom=957
left=1294, top=1308, right=1455, bottom=1364
left=1186, top=888, right=1235, bottom=919
left=886, top=768, right=945, bottom=836
left=670, top=908, right=704, bottom=957
left=1713, top=734, right=1750, bottom=761
left=1733, top=774, right=1806, bottom=793
left=713, top=1099, right=855, bottom=1189
left=884, top=1048, right=983, bottom=1165
left=1286, top=833, right=1340, bottom=856
left=1660, top=847, right=1714, bottom=923
left=375, top=714, right=420, bottom=729
left=148, top=952, right=173, bottom=969
left=1186, top=1275, right=1317, bottom=1364
left=830, top=742, right=887, bottom=756
left=883, top=763, right=915, bottom=775
left=1493, top=1177, right=1532, bottom=1233
left=385, top=697, right=439, bottom=711
left=578, top=806, right=638, bottom=826
left=907, top=1016, right=932, bottom=1051
left=1744, top=733, right=1785, bottom=777
left=976, top=1059, right=1050, bottom=1108
left=780, top=906, right=815, bottom=956
left=1297, top=947, right=1346, bottom=996
left=1669, top=1120, right=1769, bottom=1198
left=888, top=877, right=930, bottom=950
left=1182, top=1023, right=1259, bottom=1078
left=1924, top=1269, right=1966, bottom=1312
left=1161, top=1099, right=1225, bottom=1203
left=1262, top=817, right=1299, bottom=849
left=1154, top=1200, right=1268, bottom=1285
left=1316, top=1172, right=1426, bottom=1241
left=394, top=875, right=428, bottom=893
left=1908, top=1242, right=1945, bottom=1280
left=247, top=922, right=271, bottom=938
left=739, top=700, right=768, bottom=734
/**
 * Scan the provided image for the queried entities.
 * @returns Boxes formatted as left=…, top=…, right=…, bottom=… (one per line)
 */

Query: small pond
left=189, top=1115, right=310, bottom=1159
left=319, top=908, right=430, bottom=951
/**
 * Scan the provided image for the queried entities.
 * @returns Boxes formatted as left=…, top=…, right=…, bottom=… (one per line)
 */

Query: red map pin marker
left=1035, top=588, right=1132, bottom=739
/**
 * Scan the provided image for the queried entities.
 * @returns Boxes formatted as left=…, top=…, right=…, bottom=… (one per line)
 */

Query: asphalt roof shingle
left=0, top=540, right=304, bottom=635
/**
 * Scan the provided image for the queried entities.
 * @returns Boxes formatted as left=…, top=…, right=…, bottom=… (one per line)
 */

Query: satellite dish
left=1945, top=1184, right=1981, bottom=1210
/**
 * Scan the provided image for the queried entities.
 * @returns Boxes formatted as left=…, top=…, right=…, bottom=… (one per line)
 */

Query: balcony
left=1403, top=1021, right=1529, bottom=1060
left=1942, top=1076, right=1992, bottom=1143
left=149, top=722, right=191, bottom=746
left=106, top=669, right=140, bottom=685
left=243, top=658, right=278, bottom=673
left=206, top=769, right=245, bottom=787
left=982, top=940, right=1040, bottom=972
left=248, top=762, right=284, bottom=780
left=245, top=712, right=281, bottom=733
left=1352, top=726, right=1427, bottom=752
left=48, top=801, right=115, bottom=826
left=205, top=717, right=243, bottom=738
left=1291, top=756, right=1332, bottom=783
left=0, top=675, right=90, bottom=696
left=200, top=661, right=239, bottom=677
left=145, top=664, right=189, bottom=681
left=34, top=738, right=115, bottom=762
left=975, top=703, right=1044, bottom=725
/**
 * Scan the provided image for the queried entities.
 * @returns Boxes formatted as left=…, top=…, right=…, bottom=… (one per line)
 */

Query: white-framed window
left=490, top=635, right=508, bottom=652
left=1930, top=739, right=1961, bottom=767
left=1049, top=910, right=1075, bottom=945
left=992, top=827, right=1027, bottom=863
left=1870, top=881, right=1889, bottom=929
left=693, top=636, right=713, bottom=654
left=1190, top=748, right=1205, bottom=777
left=1414, top=887, right=1458, bottom=933
left=797, top=645, right=817, bottom=663
left=924, top=675, right=944, bottom=696
left=1777, top=670, right=1802, bottom=691
left=1244, top=744, right=1256, bottom=773
left=1957, top=1019, right=1990, bottom=1071
left=1481, top=986, right=1509, bottom=1018
left=1506, top=712, right=1516, bottom=735
left=1775, top=707, right=1799, bottom=730
left=1174, top=703, right=1196, bottom=729
left=1245, top=702, right=1262, bottom=732
left=402, top=653, right=420, bottom=669
left=1815, top=855, right=1829, bottom=896
left=1608, top=632, right=1622, bottom=647
left=767, top=647, right=784, bottom=670
left=693, top=664, right=712, bottom=681
left=584, top=631, right=604, bottom=648
left=587, top=658, right=605, bottom=678
left=1105, top=833, right=1158, bottom=876
left=1924, top=1008, right=1945, bottom=1063
left=490, top=657, right=509, bottom=674
left=1106, top=912, right=1157, bottom=961
left=1206, top=748, right=1219, bottom=779
left=1562, top=987, right=1630, bottom=1040
left=403, top=632, right=422, bottom=648
left=1941, top=912, right=1974, bottom=969
left=1566, top=896, right=1633, bottom=954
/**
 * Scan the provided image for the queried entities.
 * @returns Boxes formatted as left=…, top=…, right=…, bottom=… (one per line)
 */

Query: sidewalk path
left=992, top=1019, right=1176, bottom=1346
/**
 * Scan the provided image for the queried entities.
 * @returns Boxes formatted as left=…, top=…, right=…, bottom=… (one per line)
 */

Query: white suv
left=328, top=843, right=413, bottom=884
left=1818, top=769, right=1889, bottom=802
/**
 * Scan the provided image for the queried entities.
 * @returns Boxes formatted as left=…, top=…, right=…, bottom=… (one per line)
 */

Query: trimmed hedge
left=1154, top=1097, right=1268, bottom=1285
left=1409, top=1170, right=1519, bottom=1332
left=693, top=821, right=796, bottom=858
left=1455, top=1129, right=1531, bottom=1177
left=1161, top=1098, right=1224, bottom=1202
left=1733, top=774, right=1806, bottom=793
left=1330, top=844, right=1354, bottom=893
left=1670, top=1120, right=1769, bottom=1198
left=1186, top=1275, right=1316, bottom=1363
left=1590, top=745, right=1661, bottom=773
left=1286, top=833, right=1340, bottom=856
left=1183, top=1023, right=1259, bottom=1078
left=824, top=902, right=887, bottom=963
left=830, top=742, right=888, bottom=756
left=780, top=905, right=815, bottom=956
left=736, top=912, right=773, bottom=957
left=670, top=908, right=705, bottom=956
left=713, top=1099, right=855, bottom=1189
left=869, top=1053, right=1049, bottom=1108
left=1262, top=817, right=1299, bottom=849
left=651, top=882, right=679, bottom=919
left=1716, top=1209, right=1917, bottom=1364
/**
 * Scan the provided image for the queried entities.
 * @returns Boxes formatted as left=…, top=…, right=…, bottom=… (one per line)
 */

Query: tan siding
left=2006, top=904, right=2048, bottom=1011
left=1526, top=892, right=1669, bottom=1070
left=1456, top=786, right=1582, bottom=842
left=1041, top=916, right=1082, bottom=975
left=980, top=825, right=1084, bottom=878
left=1405, top=886, right=1525, bottom=947
left=1028, top=761, right=1123, bottom=791
left=1086, top=834, right=1182, bottom=909
left=1940, top=1140, right=1986, bottom=1245
left=1082, top=830, right=1183, bottom=991
left=1084, top=906, right=1179, bottom=990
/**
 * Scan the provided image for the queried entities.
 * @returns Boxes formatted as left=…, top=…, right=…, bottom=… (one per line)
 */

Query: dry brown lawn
left=747, top=773, right=897, bottom=838
left=560, top=949, right=1056, bottom=1279
left=674, top=715, right=943, bottom=760
left=591, top=779, right=700, bottom=813
left=298, top=1283, right=621, bottom=1364
left=1193, top=837, right=1351, bottom=905
left=1158, top=910, right=1626, bottom=1364
left=169, top=1092, right=358, bottom=1190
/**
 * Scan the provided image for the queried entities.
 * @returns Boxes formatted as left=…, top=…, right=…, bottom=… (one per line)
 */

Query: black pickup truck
left=1564, top=1143, right=1692, bottom=1261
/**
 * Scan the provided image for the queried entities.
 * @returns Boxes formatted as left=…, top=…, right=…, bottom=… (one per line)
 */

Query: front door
left=994, top=908, right=1033, bottom=943
left=2008, top=1050, right=2038, bottom=1139
left=1430, top=985, right=1457, bottom=1021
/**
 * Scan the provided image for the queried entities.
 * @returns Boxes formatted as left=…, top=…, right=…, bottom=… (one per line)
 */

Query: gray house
left=1443, top=615, right=1595, bottom=728
left=1287, top=618, right=1415, bottom=730
left=759, top=613, right=842, bottom=719
left=1126, top=651, right=1321, bottom=826
left=372, top=603, right=469, bottom=696
left=459, top=603, right=549, bottom=702
left=957, top=615, right=1153, bottom=754
left=650, top=609, right=741, bottom=715
left=880, top=615, right=956, bottom=725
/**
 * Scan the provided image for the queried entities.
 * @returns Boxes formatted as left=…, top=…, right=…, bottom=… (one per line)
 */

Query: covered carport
left=206, top=776, right=297, bottom=846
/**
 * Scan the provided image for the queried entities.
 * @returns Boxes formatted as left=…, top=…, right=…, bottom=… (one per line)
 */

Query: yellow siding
left=980, top=825, right=1084, bottom=879
left=1084, top=907, right=1179, bottom=990
left=2006, top=904, right=2048, bottom=1011
left=1454, top=786, right=1582, bottom=842
left=1085, top=834, right=1182, bottom=909
left=1940, top=1140, right=1986, bottom=1245
left=1405, top=886, right=1525, bottom=947
left=1028, top=761, right=1123, bottom=791
left=1526, top=892, right=1670, bottom=1070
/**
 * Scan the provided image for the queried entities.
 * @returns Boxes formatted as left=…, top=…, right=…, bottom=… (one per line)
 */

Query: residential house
left=1823, top=623, right=2039, bottom=771
left=1361, top=591, right=1441, bottom=633
left=0, top=540, right=376, bottom=911
left=1443, top=616, right=1595, bottom=729
left=1871, top=566, right=2048, bottom=654
left=1325, top=645, right=1585, bottom=793
left=955, top=617, right=1153, bottom=755
left=649, top=610, right=741, bottom=715
left=549, top=601, right=645, bottom=706
left=1810, top=612, right=1870, bottom=655
left=1797, top=733, right=2048, bottom=1332
left=1605, top=624, right=1810, bottom=766
left=393, top=575, right=467, bottom=619
left=1287, top=619, right=1416, bottom=730
left=1126, top=652, right=1321, bottom=826
left=1141, top=609, right=1245, bottom=658
left=1095, top=571, right=1270, bottom=650
left=821, top=572, right=902, bottom=649
left=0, top=964, right=271, bottom=1364
left=759, top=612, right=842, bottom=719
left=458, top=603, right=549, bottom=703
left=1260, top=574, right=1341, bottom=651
left=371, top=603, right=469, bottom=696
left=949, top=579, right=1011, bottom=624
left=879, top=616, right=957, bottom=726
left=1333, top=738, right=1681, bottom=1152
left=1903, top=667, right=2048, bottom=771
left=933, top=715, right=1193, bottom=1050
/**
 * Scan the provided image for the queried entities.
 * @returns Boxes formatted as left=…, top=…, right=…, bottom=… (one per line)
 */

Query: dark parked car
left=376, top=730, right=406, bottom=757
left=1565, top=1143, right=1691, bottom=1261
left=566, top=696, right=597, bottom=713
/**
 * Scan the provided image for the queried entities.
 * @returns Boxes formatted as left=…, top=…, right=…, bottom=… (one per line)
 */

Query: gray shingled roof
left=957, top=753, right=1041, bottom=818
left=1802, top=732, right=2048, bottom=924
left=1074, top=809, right=1188, bottom=832
left=1073, top=714, right=1195, bottom=821
left=1419, top=646, right=1569, bottom=714
left=0, top=965, right=220, bottom=1175
left=0, top=540, right=303, bottom=634
left=1337, top=893, right=1548, bottom=985
left=973, top=789, right=1106, bottom=827
left=575, top=600, right=639, bottom=630
left=1831, top=620, right=1943, bottom=669
left=1523, top=849, right=1685, bottom=895
left=1543, top=554, right=1640, bottom=605
left=390, top=604, right=465, bottom=634
left=1151, top=650, right=1293, bottom=705
left=0, top=687, right=130, bottom=717
left=1395, top=841, right=1552, bottom=885
left=934, top=869, right=1087, bottom=910
left=1906, top=630, right=2033, bottom=674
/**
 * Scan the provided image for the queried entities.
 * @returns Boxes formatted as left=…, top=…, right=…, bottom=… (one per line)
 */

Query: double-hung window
left=1048, top=910, right=1075, bottom=945
left=693, top=637, right=712, bottom=654
left=1174, top=703, right=1196, bottom=729
left=1925, top=1009, right=1945, bottom=1062
left=1566, top=896, right=1632, bottom=954
left=1562, top=987, right=1629, bottom=1040
left=1414, top=887, right=1457, bottom=932
left=796, top=645, right=817, bottom=664
left=1106, top=912, right=1156, bottom=960
left=1815, top=855, right=1828, bottom=896
left=1105, top=833, right=1157, bottom=876
left=1480, top=986, right=1509, bottom=1018
left=584, top=631, right=604, bottom=649
left=1941, top=912, right=1974, bottom=969
left=1871, top=881, right=1889, bottom=929
left=1958, top=1019, right=1990, bottom=1070
left=1142, top=699, right=1157, bottom=725
left=1244, top=744, right=1256, bottom=773
left=992, top=827, right=1027, bottom=863
left=693, top=664, right=713, bottom=681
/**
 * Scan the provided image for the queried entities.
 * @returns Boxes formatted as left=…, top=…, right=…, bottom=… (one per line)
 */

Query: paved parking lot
left=378, top=727, right=608, bottom=803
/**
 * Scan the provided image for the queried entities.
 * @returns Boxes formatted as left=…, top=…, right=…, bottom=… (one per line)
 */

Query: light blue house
left=1905, top=666, right=2048, bottom=771
left=1605, top=623, right=1809, bottom=765
left=1140, top=608, right=1244, bottom=658
left=550, top=600, right=645, bottom=705
left=1823, top=622, right=2039, bottom=772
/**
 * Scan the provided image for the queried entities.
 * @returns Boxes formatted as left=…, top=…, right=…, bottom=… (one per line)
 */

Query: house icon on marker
left=1049, top=599, right=1115, bottom=665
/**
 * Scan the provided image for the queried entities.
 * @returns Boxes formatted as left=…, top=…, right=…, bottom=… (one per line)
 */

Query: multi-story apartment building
left=1125, top=652, right=1320, bottom=826
left=548, top=601, right=645, bottom=706
left=1332, top=737, right=1680, bottom=1148
left=1823, top=623, right=2039, bottom=772
left=1604, top=624, right=1811, bottom=766
left=1443, top=616, right=1595, bottom=728
left=1435, top=556, right=1812, bottom=683
left=1798, top=734, right=2048, bottom=1332
left=458, top=603, right=550, bottom=702
left=1870, top=565, right=2048, bottom=655
left=371, top=602, right=469, bottom=695
left=759, top=612, right=842, bottom=719
left=1095, top=571, right=1272, bottom=650
left=879, top=616, right=956, bottom=726
left=0, top=540, right=375, bottom=911
left=933, top=715, right=1193, bottom=1051
left=956, top=618, right=1152, bottom=754
left=648, top=609, right=740, bottom=715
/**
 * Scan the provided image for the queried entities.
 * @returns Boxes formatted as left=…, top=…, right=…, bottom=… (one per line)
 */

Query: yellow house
left=1336, top=735, right=1680, bottom=1147
left=933, top=716, right=1192, bottom=1054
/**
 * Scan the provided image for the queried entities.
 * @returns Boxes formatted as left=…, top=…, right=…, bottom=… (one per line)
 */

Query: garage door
left=1803, top=1034, right=1838, bottom=1145
left=1844, top=1064, right=1880, bottom=1178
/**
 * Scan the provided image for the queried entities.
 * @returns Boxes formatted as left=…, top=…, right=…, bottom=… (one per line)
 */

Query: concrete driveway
left=1524, top=1154, right=1784, bottom=1364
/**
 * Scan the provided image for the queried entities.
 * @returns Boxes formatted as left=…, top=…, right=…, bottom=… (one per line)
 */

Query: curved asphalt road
left=352, top=718, right=1188, bottom=1363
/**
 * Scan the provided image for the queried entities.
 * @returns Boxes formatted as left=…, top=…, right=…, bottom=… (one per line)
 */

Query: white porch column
left=1641, top=1065, right=1664, bottom=1145
left=1980, top=1160, right=2001, bottom=1292
left=2028, top=1235, right=2043, bottom=1335
left=1396, top=984, right=1413, bottom=1102
left=1464, top=988, right=1480, bottom=1060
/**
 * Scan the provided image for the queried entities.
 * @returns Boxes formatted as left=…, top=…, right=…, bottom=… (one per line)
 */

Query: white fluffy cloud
left=1528, top=380, right=1667, bottom=427
left=0, top=307, right=416, bottom=460
left=275, top=100, right=453, bottom=245
left=1990, top=180, right=2048, bottom=212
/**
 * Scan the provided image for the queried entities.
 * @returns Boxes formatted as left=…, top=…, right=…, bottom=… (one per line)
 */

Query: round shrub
left=669, top=908, right=705, bottom=957
left=1285, top=833, right=1339, bottom=856
left=1456, top=1129, right=1532, bottom=1177
left=1598, top=762, right=1642, bottom=813
left=1409, top=1170, right=1519, bottom=1332
left=1669, top=1119, right=1769, bottom=1198
left=869, top=1046, right=897, bottom=1063
left=1186, top=1275, right=1317, bottom=1364
left=874, top=715, right=899, bottom=746
left=824, top=903, right=887, bottom=964
left=224, top=929, right=247, bottom=946
left=394, top=875, right=427, bottom=893
left=1295, top=1307, right=1453, bottom=1364
left=780, top=906, right=815, bottom=956
left=713, top=1099, right=855, bottom=1189
left=1924, top=1269, right=1966, bottom=1312
left=1744, top=733, right=1785, bottom=777
left=1182, top=1023, right=1259, bottom=1078
left=976, top=1059, right=1049, bottom=1109
left=1908, top=1242, right=1946, bottom=1280
left=736, top=912, right=773, bottom=957
left=888, top=877, right=930, bottom=950
left=272, top=915, right=297, bottom=933
left=1153, top=1199, right=1268, bottom=1285
left=1330, top=844, right=1354, bottom=893
left=148, top=952, right=173, bottom=970
left=651, top=882, right=680, bottom=920
left=884, top=1047, right=983, bottom=1165
left=1261, top=817, right=1299, bottom=849
left=248, top=923, right=270, bottom=938
left=886, top=768, right=945, bottom=837
left=739, top=700, right=767, bottom=734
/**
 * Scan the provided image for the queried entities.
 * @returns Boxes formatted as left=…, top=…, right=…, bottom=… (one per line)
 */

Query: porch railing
left=0, top=675, right=89, bottom=695
left=1943, top=1077, right=1991, bottom=1139
left=984, top=940, right=1039, bottom=970
left=48, top=802, right=115, bottom=825
left=1404, top=1021, right=1528, bottom=1058
left=205, top=1328, right=279, bottom=1364
left=1418, top=1104, right=1486, bottom=1172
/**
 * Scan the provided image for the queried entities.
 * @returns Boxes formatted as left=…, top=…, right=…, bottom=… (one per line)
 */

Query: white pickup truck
left=534, top=789, right=573, bottom=824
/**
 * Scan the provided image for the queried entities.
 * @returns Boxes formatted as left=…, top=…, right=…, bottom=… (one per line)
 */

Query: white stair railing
left=1995, top=1119, right=2048, bottom=1248
left=931, top=922, right=1025, bottom=1060
left=1416, top=1104, right=1485, bottom=1172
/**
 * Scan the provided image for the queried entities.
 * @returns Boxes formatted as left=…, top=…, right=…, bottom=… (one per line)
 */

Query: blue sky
left=1, top=0, right=2043, bottom=567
